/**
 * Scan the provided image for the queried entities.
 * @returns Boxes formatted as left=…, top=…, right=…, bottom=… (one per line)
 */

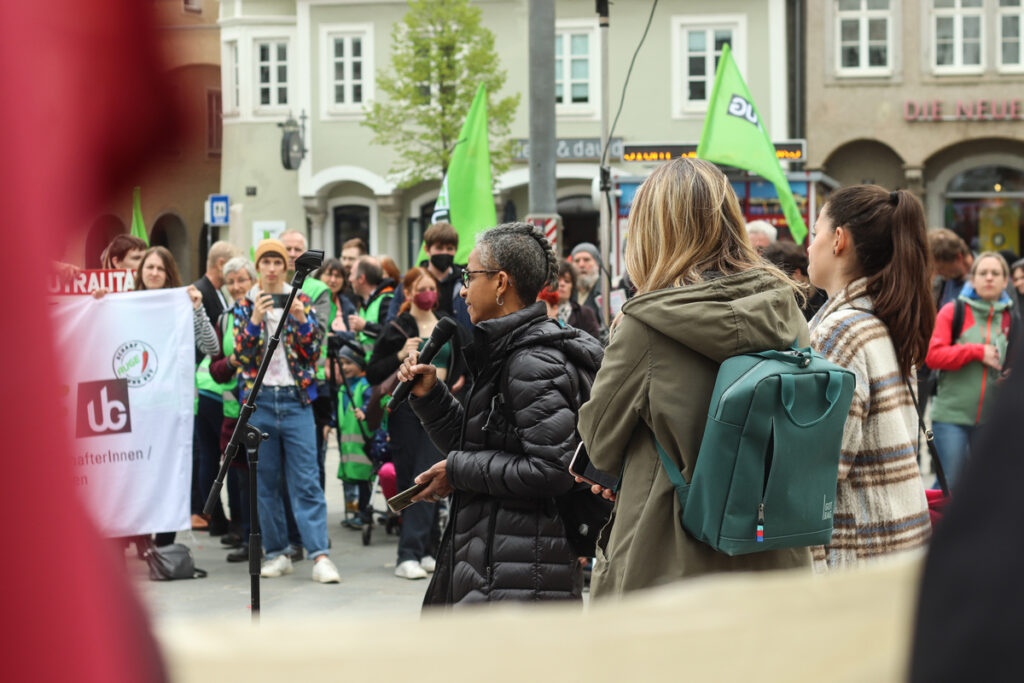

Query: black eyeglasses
left=461, top=269, right=500, bottom=286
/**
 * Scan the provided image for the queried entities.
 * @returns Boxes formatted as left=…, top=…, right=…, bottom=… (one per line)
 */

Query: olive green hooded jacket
left=578, top=269, right=814, bottom=598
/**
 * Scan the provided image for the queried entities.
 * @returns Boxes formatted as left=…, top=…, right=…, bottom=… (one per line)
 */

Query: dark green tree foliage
left=363, top=0, right=520, bottom=188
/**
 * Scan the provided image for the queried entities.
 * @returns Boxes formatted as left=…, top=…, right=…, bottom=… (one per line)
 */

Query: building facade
left=217, top=0, right=793, bottom=271
left=806, top=0, right=1024, bottom=255
left=72, top=0, right=224, bottom=281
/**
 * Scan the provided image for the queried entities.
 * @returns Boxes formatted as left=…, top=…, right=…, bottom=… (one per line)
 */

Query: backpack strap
left=654, top=439, right=690, bottom=509
left=951, top=299, right=966, bottom=343
left=903, top=376, right=950, bottom=497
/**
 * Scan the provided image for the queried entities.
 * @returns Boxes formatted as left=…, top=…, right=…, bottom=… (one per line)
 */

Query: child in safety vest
left=334, top=344, right=375, bottom=528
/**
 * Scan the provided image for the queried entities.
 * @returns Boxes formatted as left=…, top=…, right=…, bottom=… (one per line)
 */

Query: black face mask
left=430, top=253, right=454, bottom=272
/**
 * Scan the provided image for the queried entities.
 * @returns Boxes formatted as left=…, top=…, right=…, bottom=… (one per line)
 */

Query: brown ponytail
left=825, top=185, right=936, bottom=376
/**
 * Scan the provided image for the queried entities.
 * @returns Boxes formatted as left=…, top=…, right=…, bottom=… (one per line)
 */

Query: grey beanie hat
left=570, top=242, right=602, bottom=266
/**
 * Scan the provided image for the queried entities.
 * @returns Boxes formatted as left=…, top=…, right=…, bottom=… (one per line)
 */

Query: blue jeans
left=250, top=386, right=329, bottom=560
left=931, top=421, right=976, bottom=492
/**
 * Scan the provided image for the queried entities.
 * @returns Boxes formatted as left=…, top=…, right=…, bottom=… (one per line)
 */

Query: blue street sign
left=208, top=194, right=229, bottom=225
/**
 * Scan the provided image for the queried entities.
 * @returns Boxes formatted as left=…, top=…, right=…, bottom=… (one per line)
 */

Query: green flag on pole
left=130, top=186, right=149, bottom=246
left=696, top=44, right=807, bottom=243
left=428, top=83, right=496, bottom=264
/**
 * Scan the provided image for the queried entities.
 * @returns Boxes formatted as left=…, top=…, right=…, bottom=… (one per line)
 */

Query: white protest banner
left=48, top=268, right=135, bottom=295
left=52, top=289, right=194, bottom=537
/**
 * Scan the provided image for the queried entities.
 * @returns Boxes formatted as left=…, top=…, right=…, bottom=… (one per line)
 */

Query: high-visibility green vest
left=356, top=290, right=390, bottom=357
left=194, top=312, right=240, bottom=419
left=337, top=376, right=372, bottom=482
left=304, top=277, right=332, bottom=382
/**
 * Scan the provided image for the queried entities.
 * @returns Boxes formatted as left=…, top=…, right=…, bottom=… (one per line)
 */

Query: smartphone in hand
left=568, top=441, right=618, bottom=490
left=387, top=482, right=429, bottom=513
left=270, top=293, right=290, bottom=309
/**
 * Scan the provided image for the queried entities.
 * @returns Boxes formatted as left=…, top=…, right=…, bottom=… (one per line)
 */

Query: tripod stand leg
left=244, top=427, right=264, bottom=622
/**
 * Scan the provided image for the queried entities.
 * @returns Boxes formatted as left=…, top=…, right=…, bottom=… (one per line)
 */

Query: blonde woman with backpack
left=806, top=186, right=934, bottom=570
left=577, top=158, right=812, bottom=597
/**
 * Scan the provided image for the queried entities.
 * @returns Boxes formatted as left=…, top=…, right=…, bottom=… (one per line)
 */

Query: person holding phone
left=232, top=238, right=340, bottom=584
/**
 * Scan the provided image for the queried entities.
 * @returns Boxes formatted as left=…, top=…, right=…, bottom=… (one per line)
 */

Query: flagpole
left=597, top=0, right=611, bottom=325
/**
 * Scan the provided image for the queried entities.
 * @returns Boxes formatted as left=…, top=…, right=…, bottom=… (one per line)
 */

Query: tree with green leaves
left=363, top=0, right=520, bottom=189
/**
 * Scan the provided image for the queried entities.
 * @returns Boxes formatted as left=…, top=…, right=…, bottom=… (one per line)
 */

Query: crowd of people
left=84, top=157, right=1020, bottom=602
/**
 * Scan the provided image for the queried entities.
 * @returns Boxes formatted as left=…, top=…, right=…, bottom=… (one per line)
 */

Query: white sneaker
left=395, top=559, right=428, bottom=580
left=312, top=557, right=341, bottom=584
left=419, top=555, right=436, bottom=573
left=260, top=554, right=293, bottom=578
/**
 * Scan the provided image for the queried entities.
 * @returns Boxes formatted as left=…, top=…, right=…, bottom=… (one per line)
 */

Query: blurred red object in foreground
left=0, top=2, right=175, bottom=681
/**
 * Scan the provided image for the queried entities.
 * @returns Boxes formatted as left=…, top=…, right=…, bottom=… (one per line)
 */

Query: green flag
left=696, top=44, right=807, bottom=243
left=130, top=186, right=149, bottom=246
left=427, top=83, right=496, bottom=264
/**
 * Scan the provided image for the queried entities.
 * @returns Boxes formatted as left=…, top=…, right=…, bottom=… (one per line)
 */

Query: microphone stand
left=204, top=249, right=324, bottom=622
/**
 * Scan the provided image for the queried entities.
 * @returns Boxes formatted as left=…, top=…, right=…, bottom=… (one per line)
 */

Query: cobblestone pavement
left=130, top=443, right=429, bottom=624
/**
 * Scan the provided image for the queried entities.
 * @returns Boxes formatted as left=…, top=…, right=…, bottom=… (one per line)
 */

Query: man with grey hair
left=745, top=220, right=778, bottom=253
left=571, top=242, right=605, bottom=325
left=193, top=240, right=241, bottom=363
left=280, top=229, right=331, bottom=338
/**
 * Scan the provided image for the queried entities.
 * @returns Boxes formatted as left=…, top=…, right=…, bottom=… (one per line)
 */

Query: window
left=1000, top=0, right=1024, bottom=70
left=933, top=0, right=984, bottom=73
left=321, top=24, right=374, bottom=117
left=835, top=0, right=892, bottom=76
left=207, top=90, right=222, bottom=157
left=555, top=32, right=590, bottom=104
left=671, top=15, right=745, bottom=116
left=183, top=0, right=201, bottom=13
left=555, top=20, right=599, bottom=116
left=684, top=27, right=732, bottom=103
left=332, top=35, right=364, bottom=105
left=256, top=40, right=288, bottom=108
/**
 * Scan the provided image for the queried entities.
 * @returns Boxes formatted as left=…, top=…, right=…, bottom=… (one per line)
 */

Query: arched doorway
left=332, top=204, right=371, bottom=258
left=558, top=194, right=599, bottom=254
left=823, top=139, right=905, bottom=190
left=150, top=213, right=190, bottom=279
left=943, top=166, right=1024, bottom=257
left=85, top=215, right=127, bottom=268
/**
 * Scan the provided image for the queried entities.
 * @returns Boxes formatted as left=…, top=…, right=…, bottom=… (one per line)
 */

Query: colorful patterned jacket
left=233, top=285, right=321, bottom=405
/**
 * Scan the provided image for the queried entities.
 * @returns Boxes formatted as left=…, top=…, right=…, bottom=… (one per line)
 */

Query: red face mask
left=537, top=287, right=559, bottom=306
left=412, top=290, right=438, bottom=310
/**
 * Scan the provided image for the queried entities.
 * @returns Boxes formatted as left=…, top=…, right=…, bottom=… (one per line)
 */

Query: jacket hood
left=621, top=269, right=805, bottom=364
left=473, top=302, right=604, bottom=375
left=959, top=282, right=1013, bottom=308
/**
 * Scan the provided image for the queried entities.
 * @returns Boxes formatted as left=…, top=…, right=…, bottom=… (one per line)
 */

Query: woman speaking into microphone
left=397, top=223, right=603, bottom=607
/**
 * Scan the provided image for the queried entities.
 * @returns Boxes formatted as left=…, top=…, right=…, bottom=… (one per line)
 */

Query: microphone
left=388, top=317, right=458, bottom=412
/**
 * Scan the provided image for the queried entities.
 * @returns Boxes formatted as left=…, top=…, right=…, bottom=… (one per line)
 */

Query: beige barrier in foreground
left=158, top=553, right=924, bottom=683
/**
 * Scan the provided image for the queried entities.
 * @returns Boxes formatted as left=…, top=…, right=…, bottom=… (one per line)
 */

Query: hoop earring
left=496, top=294, right=504, bottom=307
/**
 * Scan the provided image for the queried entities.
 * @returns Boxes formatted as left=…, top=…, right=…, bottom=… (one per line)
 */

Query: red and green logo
left=112, top=340, right=158, bottom=388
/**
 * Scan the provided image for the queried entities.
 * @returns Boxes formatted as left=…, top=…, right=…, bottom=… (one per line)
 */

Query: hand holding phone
left=387, top=482, right=429, bottom=513
left=568, top=441, right=618, bottom=490
left=270, top=293, right=290, bottom=309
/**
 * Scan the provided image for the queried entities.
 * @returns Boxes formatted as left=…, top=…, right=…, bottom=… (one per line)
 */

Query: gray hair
left=477, top=222, right=558, bottom=304
left=745, top=220, right=778, bottom=242
left=222, top=256, right=257, bottom=281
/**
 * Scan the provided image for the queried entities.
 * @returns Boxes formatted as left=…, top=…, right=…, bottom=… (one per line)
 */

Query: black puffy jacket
left=411, top=302, right=604, bottom=606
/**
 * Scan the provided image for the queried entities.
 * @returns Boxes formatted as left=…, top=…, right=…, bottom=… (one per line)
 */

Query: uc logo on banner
left=727, top=94, right=761, bottom=129
left=76, top=379, right=132, bottom=437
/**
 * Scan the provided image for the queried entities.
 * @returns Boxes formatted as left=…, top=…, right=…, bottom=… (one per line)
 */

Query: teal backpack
left=657, top=344, right=855, bottom=556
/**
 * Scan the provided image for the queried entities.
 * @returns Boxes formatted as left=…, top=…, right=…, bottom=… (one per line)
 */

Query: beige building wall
left=806, top=0, right=1024, bottom=248
left=220, top=0, right=791, bottom=268
left=73, top=0, right=223, bottom=282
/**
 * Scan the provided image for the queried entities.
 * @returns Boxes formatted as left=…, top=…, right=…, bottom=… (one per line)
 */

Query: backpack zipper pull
left=756, top=503, right=765, bottom=543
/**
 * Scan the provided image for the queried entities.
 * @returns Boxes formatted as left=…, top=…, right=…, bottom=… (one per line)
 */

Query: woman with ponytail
left=396, top=222, right=603, bottom=606
left=806, top=185, right=934, bottom=570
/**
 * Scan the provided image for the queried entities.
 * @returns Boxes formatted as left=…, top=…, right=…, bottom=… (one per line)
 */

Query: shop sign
left=904, top=99, right=1023, bottom=122
left=513, top=137, right=622, bottom=161
left=622, top=141, right=805, bottom=163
